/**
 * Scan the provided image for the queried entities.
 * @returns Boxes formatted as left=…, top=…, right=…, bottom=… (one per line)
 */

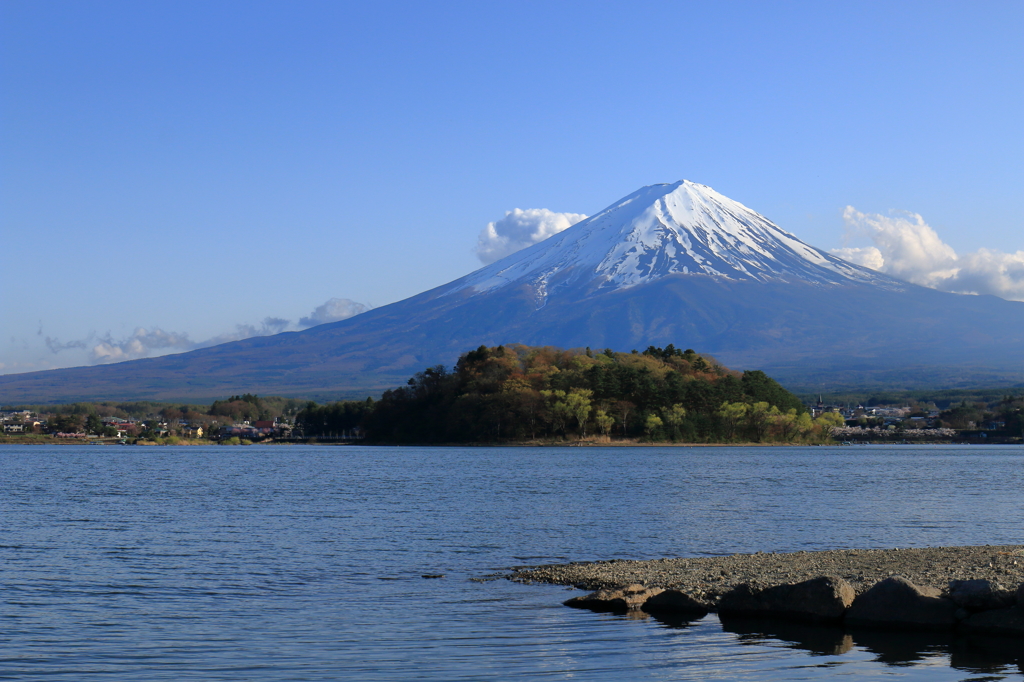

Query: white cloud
left=830, top=246, right=885, bottom=271
left=834, top=207, right=1024, bottom=302
left=474, top=208, right=587, bottom=264
left=298, top=298, right=369, bottom=328
left=35, top=297, right=372, bottom=369
left=953, top=248, right=1024, bottom=301
left=90, top=328, right=194, bottom=363
left=42, top=318, right=289, bottom=365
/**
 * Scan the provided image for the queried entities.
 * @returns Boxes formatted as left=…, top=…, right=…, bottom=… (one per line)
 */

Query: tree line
left=296, top=344, right=844, bottom=443
left=3, top=394, right=307, bottom=439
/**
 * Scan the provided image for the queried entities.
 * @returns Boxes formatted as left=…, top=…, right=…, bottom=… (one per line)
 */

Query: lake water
left=1, top=444, right=1022, bottom=680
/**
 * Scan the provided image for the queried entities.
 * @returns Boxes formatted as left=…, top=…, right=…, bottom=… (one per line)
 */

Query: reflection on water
left=647, top=611, right=707, bottom=630
left=720, top=616, right=855, bottom=656
left=0, top=444, right=1022, bottom=681
left=850, top=627, right=957, bottom=666
left=950, top=637, right=1024, bottom=676
left=717, top=615, right=1024, bottom=674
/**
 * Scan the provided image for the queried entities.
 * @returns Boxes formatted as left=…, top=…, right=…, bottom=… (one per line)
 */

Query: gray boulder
left=717, top=583, right=763, bottom=614
left=719, top=576, right=855, bottom=623
left=845, top=577, right=957, bottom=631
left=961, top=606, right=1024, bottom=637
left=948, top=579, right=1014, bottom=612
left=642, top=589, right=709, bottom=616
left=564, top=584, right=663, bottom=612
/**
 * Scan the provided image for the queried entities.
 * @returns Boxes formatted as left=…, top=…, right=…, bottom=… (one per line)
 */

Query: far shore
left=1, top=437, right=1011, bottom=447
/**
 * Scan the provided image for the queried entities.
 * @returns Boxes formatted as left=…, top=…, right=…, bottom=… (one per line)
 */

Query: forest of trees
left=297, top=344, right=845, bottom=443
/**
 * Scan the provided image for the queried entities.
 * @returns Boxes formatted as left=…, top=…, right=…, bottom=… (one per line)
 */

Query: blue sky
left=2, top=1, right=1022, bottom=373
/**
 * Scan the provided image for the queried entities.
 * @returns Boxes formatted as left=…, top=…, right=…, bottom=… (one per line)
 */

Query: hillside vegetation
left=298, top=344, right=843, bottom=443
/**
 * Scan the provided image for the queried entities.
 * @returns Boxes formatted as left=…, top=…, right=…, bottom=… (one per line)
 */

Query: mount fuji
left=453, top=180, right=902, bottom=297
left=3, top=181, right=1023, bottom=402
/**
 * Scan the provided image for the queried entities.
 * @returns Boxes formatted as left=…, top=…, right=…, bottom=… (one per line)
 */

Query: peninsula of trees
left=297, top=344, right=845, bottom=444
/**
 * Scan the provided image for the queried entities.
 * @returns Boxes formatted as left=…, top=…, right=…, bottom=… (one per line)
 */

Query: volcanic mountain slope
left=452, top=180, right=900, bottom=297
left=3, top=181, right=1023, bottom=402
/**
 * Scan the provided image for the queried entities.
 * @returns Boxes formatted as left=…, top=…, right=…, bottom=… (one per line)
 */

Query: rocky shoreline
left=509, top=545, right=1024, bottom=637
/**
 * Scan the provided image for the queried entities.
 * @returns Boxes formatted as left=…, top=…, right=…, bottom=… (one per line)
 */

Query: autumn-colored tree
left=813, top=412, right=846, bottom=441
left=772, top=408, right=801, bottom=442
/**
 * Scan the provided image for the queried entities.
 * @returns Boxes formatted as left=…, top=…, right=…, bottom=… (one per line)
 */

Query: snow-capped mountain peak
left=449, top=180, right=899, bottom=302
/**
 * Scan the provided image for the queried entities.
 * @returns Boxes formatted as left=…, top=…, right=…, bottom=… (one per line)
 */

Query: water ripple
left=0, top=444, right=1022, bottom=680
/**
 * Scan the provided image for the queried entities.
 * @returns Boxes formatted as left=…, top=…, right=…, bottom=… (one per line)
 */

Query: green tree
left=741, top=371, right=803, bottom=413
left=644, top=414, right=663, bottom=440
left=562, top=388, right=593, bottom=437
left=594, top=409, right=614, bottom=437
left=660, top=403, right=687, bottom=441
left=52, top=414, right=84, bottom=433
left=84, top=414, right=103, bottom=435
left=746, top=401, right=779, bottom=442
left=795, top=412, right=815, bottom=441
left=717, top=402, right=748, bottom=441
left=540, top=390, right=569, bottom=436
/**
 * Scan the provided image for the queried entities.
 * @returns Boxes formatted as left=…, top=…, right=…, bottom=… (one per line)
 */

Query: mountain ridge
left=3, top=181, right=1023, bottom=402
left=450, top=180, right=903, bottom=302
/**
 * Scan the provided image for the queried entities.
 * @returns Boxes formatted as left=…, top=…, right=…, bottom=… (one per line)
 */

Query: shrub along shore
left=510, top=545, right=1024, bottom=638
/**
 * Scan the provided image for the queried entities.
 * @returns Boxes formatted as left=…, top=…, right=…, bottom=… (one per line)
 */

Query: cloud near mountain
left=298, top=298, right=370, bottom=328
left=834, top=207, right=1024, bottom=301
left=474, top=208, right=587, bottom=264
left=41, top=298, right=369, bottom=367
left=90, top=328, right=195, bottom=362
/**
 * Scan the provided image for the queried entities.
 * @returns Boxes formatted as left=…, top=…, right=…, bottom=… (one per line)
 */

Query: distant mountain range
left=3, top=180, right=1023, bottom=403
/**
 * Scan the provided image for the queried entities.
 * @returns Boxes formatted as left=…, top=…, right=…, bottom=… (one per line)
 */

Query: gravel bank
left=510, top=545, right=1024, bottom=606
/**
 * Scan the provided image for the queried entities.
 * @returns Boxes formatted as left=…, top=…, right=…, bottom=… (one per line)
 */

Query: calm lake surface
left=1, top=444, right=1022, bottom=680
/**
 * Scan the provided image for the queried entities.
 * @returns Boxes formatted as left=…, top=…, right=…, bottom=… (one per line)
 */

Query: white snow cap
left=451, top=180, right=894, bottom=301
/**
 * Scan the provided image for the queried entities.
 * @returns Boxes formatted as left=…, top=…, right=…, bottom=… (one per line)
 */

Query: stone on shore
left=642, top=589, right=709, bottom=616
left=510, top=545, right=1024, bottom=599
left=513, top=546, right=1024, bottom=639
left=718, top=576, right=855, bottom=623
left=564, top=584, right=663, bottom=612
left=845, top=577, right=956, bottom=631
left=948, top=579, right=1014, bottom=612
left=961, top=606, right=1024, bottom=637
